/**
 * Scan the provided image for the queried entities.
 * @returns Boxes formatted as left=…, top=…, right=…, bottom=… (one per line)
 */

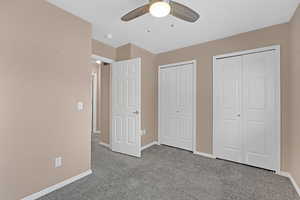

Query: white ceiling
left=47, top=0, right=299, bottom=54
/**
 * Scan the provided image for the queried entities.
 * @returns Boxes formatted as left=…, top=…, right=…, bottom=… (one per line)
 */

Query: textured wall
left=287, top=4, right=300, bottom=188
left=100, top=64, right=111, bottom=144
left=0, top=1, right=92, bottom=199
left=92, top=39, right=116, bottom=60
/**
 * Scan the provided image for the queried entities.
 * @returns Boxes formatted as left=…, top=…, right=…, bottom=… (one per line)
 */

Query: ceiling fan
left=121, top=0, right=200, bottom=23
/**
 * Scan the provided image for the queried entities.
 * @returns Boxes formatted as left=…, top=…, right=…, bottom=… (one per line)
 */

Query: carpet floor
left=39, top=135, right=299, bottom=200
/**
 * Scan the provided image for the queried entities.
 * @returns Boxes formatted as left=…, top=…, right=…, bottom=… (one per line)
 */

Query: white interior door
left=243, top=51, right=278, bottom=170
left=159, top=62, right=196, bottom=151
left=214, top=56, right=243, bottom=163
left=213, top=47, right=280, bottom=171
left=111, top=58, right=141, bottom=157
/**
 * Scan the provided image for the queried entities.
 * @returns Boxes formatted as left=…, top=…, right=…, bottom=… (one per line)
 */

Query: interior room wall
left=0, top=1, right=92, bottom=199
left=156, top=23, right=290, bottom=171
left=287, top=4, right=300, bottom=188
left=92, top=39, right=116, bottom=60
left=100, top=63, right=111, bottom=145
left=116, top=44, right=132, bottom=61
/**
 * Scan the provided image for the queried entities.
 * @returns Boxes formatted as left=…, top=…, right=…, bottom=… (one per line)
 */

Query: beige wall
left=287, top=4, right=300, bottom=188
left=156, top=23, right=290, bottom=170
left=100, top=64, right=111, bottom=144
left=116, top=44, right=132, bottom=61
left=92, top=39, right=116, bottom=60
left=0, top=1, right=92, bottom=200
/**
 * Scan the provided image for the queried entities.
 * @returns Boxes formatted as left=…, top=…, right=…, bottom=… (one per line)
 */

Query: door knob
left=133, top=111, right=139, bottom=115
left=237, top=114, right=241, bottom=117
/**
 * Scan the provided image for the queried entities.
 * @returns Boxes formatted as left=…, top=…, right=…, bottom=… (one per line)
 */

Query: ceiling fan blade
left=121, top=4, right=150, bottom=22
left=170, top=1, right=200, bottom=23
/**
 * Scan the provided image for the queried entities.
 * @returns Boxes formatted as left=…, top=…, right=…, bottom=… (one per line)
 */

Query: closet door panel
left=160, top=68, right=178, bottom=146
left=242, top=51, right=276, bottom=170
left=214, top=56, right=243, bottom=163
left=176, top=64, right=194, bottom=150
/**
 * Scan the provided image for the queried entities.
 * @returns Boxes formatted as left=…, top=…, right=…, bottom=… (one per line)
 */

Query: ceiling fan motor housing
left=150, top=0, right=170, bottom=4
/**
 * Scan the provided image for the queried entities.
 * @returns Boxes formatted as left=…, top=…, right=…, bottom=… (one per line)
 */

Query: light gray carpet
left=39, top=134, right=299, bottom=200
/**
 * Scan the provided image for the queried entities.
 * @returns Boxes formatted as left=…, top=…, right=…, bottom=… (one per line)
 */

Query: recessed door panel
left=243, top=51, right=276, bottom=170
left=127, top=116, right=136, bottom=144
left=113, top=116, right=123, bottom=143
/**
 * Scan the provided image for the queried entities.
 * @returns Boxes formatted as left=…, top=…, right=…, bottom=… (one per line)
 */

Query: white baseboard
left=141, top=141, right=158, bottom=151
left=22, top=169, right=92, bottom=200
left=99, top=142, right=111, bottom=149
left=193, top=151, right=216, bottom=159
left=100, top=141, right=157, bottom=151
left=277, top=171, right=300, bottom=197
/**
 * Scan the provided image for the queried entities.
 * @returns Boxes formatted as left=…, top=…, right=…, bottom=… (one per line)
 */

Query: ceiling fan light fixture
left=150, top=1, right=171, bottom=18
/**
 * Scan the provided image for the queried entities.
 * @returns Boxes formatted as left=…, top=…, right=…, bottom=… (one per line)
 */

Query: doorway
left=90, top=55, right=114, bottom=143
left=90, top=55, right=142, bottom=158
left=91, top=59, right=100, bottom=134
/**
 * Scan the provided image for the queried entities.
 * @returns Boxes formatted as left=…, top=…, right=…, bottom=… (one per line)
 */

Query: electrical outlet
left=54, top=157, right=62, bottom=168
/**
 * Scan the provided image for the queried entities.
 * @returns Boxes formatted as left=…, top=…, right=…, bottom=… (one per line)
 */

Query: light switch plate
left=140, top=130, right=146, bottom=136
left=77, top=102, right=84, bottom=111
left=54, top=157, right=62, bottom=168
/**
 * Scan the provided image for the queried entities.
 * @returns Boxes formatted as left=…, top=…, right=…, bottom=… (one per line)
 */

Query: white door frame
left=213, top=45, right=281, bottom=171
left=91, top=54, right=114, bottom=64
left=91, top=72, right=98, bottom=133
left=158, top=60, right=197, bottom=153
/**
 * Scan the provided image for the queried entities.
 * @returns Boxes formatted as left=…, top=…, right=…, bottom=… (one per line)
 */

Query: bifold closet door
left=159, top=63, right=195, bottom=151
left=214, top=56, right=243, bottom=163
left=214, top=50, right=279, bottom=171
left=242, top=51, right=278, bottom=170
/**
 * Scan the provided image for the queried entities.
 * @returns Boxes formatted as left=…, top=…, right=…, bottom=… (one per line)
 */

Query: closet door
left=242, top=51, right=277, bottom=170
left=160, top=67, right=179, bottom=149
left=176, top=64, right=194, bottom=150
left=159, top=63, right=195, bottom=151
left=214, top=48, right=280, bottom=171
left=214, top=56, right=243, bottom=163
